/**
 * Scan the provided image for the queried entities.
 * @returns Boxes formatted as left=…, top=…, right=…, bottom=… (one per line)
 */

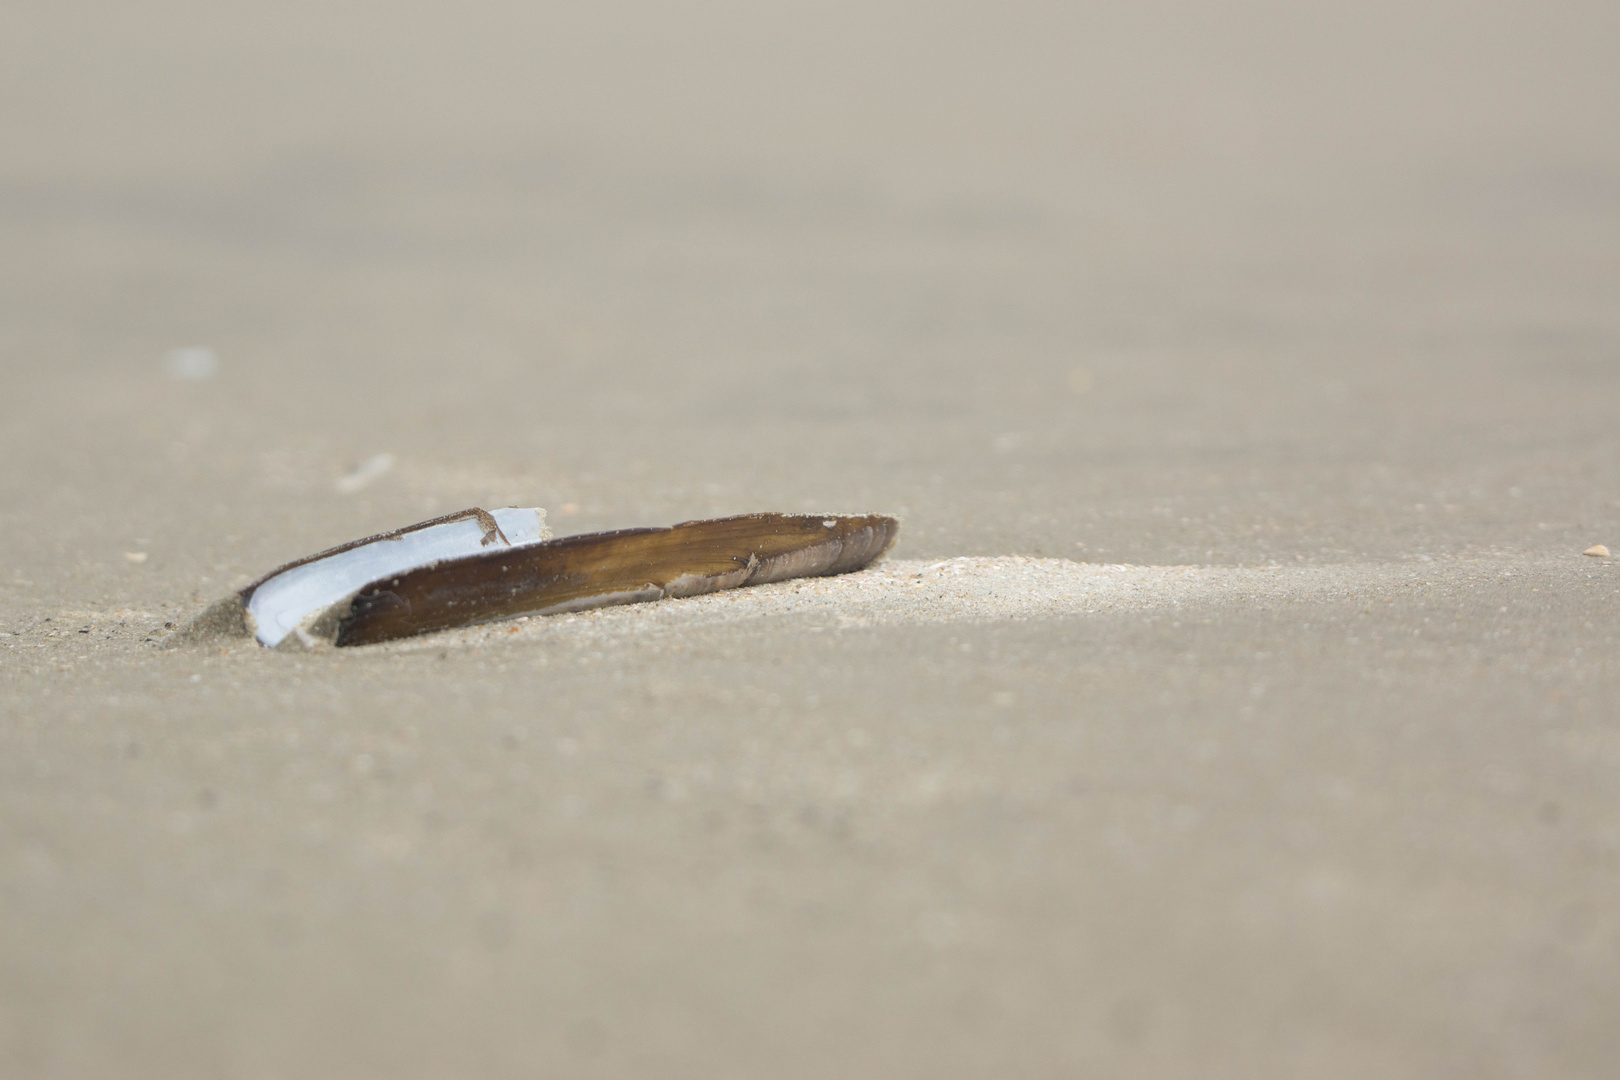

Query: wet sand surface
left=3, top=3, right=1619, bottom=1076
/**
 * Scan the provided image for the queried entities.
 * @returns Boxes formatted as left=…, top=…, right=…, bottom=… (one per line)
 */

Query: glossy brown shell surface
left=335, top=513, right=898, bottom=646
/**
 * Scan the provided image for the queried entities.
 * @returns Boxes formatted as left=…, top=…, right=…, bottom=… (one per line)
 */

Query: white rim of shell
left=245, top=508, right=550, bottom=647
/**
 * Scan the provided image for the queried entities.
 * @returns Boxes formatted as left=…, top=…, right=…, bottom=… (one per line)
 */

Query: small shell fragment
left=334, top=452, right=396, bottom=494
left=1584, top=544, right=1610, bottom=557
left=183, top=509, right=899, bottom=649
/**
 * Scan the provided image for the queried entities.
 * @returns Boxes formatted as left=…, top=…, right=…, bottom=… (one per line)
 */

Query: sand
left=4, top=2, right=1620, bottom=1077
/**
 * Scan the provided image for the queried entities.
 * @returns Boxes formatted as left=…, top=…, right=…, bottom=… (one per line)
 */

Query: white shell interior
left=246, top=508, right=550, bottom=647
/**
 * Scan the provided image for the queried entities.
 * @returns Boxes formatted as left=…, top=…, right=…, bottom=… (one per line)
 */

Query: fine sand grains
left=394, top=556, right=1484, bottom=653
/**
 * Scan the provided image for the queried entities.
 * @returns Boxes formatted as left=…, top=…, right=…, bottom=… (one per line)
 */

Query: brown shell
left=333, top=513, right=898, bottom=647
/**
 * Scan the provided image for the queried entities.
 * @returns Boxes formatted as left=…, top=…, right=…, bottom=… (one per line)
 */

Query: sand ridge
left=383, top=554, right=1597, bottom=653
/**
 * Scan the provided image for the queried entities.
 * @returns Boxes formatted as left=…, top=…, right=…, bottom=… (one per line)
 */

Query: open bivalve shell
left=184, top=509, right=900, bottom=649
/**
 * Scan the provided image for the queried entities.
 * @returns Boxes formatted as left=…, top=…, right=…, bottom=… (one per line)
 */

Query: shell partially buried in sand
left=183, top=510, right=900, bottom=649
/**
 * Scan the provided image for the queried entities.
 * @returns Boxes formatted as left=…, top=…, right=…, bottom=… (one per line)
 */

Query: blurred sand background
left=3, top=2, right=1619, bottom=1076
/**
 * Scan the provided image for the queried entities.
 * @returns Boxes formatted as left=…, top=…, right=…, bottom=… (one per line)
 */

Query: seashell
left=182, top=509, right=899, bottom=649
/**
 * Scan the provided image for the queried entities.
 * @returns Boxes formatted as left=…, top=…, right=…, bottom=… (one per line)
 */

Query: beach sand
left=4, top=2, right=1619, bottom=1076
